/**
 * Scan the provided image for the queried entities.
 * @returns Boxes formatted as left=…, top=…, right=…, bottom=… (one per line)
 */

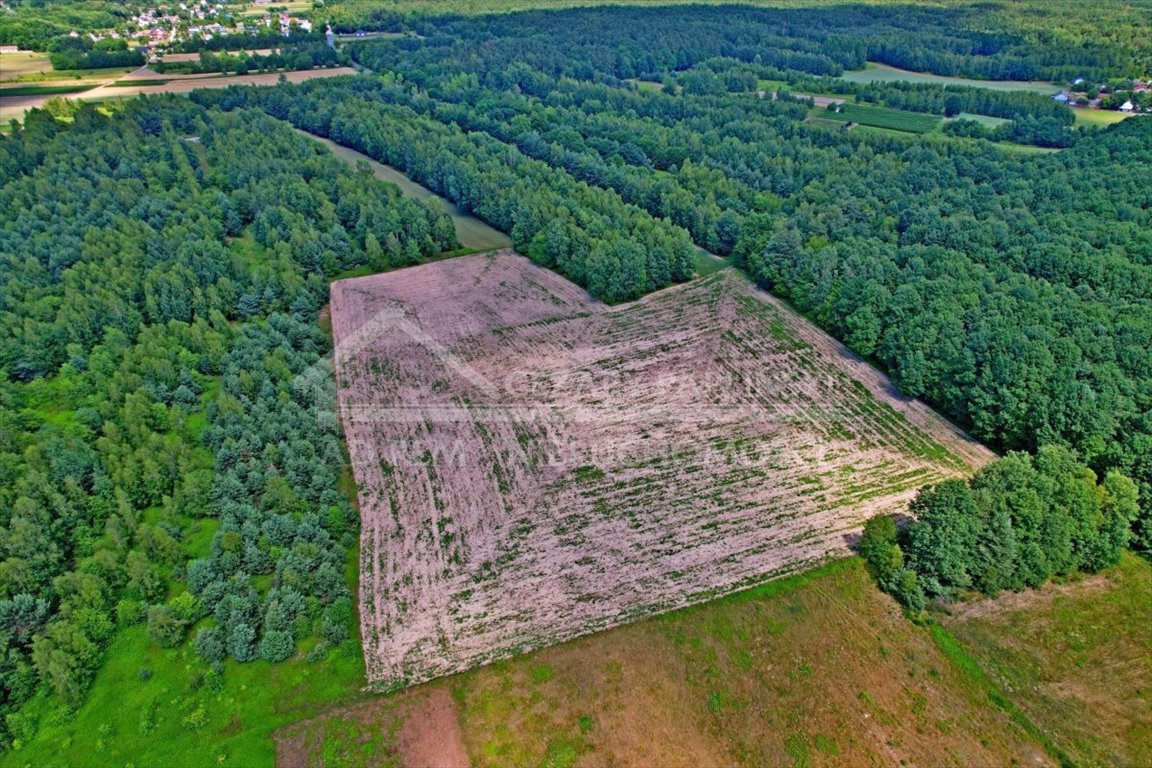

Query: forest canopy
left=0, top=98, right=456, bottom=747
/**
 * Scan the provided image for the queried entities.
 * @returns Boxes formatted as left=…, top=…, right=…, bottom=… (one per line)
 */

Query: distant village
left=1055, top=77, right=1152, bottom=114
left=33, top=0, right=319, bottom=53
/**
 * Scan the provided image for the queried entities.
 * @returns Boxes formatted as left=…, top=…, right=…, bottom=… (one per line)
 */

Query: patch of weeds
left=540, top=734, right=584, bottom=768
left=784, top=732, right=810, bottom=768
left=530, top=664, right=555, bottom=684
left=813, top=733, right=839, bottom=755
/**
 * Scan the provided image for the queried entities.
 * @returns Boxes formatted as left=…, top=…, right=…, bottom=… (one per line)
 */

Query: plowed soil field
left=330, top=251, right=992, bottom=688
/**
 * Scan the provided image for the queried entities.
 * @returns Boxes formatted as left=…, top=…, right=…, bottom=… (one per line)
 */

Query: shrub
left=168, top=593, right=204, bottom=625
left=194, top=626, right=227, bottom=664
left=115, top=599, right=145, bottom=627
left=306, top=641, right=330, bottom=662
left=146, top=605, right=186, bottom=648
left=259, top=629, right=295, bottom=662
left=227, top=623, right=258, bottom=662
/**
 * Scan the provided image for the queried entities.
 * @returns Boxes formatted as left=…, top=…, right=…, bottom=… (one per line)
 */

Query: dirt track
left=331, top=251, right=994, bottom=688
left=0, top=66, right=356, bottom=121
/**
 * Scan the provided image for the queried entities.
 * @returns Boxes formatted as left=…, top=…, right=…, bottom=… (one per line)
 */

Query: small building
left=1054, top=93, right=1070, bottom=104
left=1120, top=100, right=1134, bottom=112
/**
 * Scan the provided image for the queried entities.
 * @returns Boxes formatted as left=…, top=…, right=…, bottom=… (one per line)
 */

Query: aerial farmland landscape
left=333, top=252, right=989, bottom=687
left=0, top=1, right=1150, bottom=766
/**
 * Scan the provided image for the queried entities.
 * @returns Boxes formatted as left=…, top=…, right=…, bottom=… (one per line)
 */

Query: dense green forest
left=333, top=3, right=1148, bottom=82
left=196, top=84, right=699, bottom=302
left=0, top=99, right=457, bottom=748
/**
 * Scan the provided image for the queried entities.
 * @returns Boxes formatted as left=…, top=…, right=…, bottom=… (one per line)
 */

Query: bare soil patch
left=331, top=251, right=993, bottom=689
left=396, top=687, right=469, bottom=768
left=276, top=685, right=468, bottom=768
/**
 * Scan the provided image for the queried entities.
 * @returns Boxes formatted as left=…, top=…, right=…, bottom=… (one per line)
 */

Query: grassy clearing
left=5, top=621, right=365, bottom=767
left=949, top=111, right=1011, bottom=128
left=944, top=553, right=1152, bottom=768
left=631, top=78, right=664, bottom=92
left=0, top=52, right=53, bottom=81
left=282, top=557, right=1056, bottom=767
left=695, top=248, right=731, bottom=276
left=1072, top=108, right=1139, bottom=127
left=839, top=62, right=1059, bottom=94
left=4, top=511, right=367, bottom=768
left=991, top=142, right=1062, bottom=155
left=819, top=102, right=942, bottom=133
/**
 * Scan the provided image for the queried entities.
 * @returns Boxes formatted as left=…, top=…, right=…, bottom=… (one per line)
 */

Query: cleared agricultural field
left=331, top=251, right=992, bottom=689
left=820, top=102, right=942, bottom=133
left=840, top=62, right=1060, bottom=93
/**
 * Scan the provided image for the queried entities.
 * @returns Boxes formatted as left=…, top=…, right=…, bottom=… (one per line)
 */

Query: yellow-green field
left=6, top=547, right=1147, bottom=767
left=839, top=62, right=1060, bottom=94
left=944, top=553, right=1152, bottom=768
left=1073, top=108, right=1140, bottom=127
left=0, top=51, right=135, bottom=83
left=274, top=556, right=1152, bottom=768
left=0, top=52, right=53, bottom=81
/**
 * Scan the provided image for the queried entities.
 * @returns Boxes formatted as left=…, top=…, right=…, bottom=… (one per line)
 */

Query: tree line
left=861, top=447, right=1140, bottom=610
left=193, top=83, right=699, bottom=303
left=342, top=4, right=1142, bottom=84
left=154, top=43, right=349, bottom=76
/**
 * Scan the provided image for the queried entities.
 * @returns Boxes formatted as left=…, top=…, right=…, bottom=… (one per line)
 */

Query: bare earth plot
left=330, top=251, right=993, bottom=688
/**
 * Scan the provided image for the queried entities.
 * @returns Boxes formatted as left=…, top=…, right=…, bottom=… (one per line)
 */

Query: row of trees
left=0, top=98, right=455, bottom=747
left=861, top=447, right=1140, bottom=610
left=154, top=43, right=349, bottom=76
left=194, top=84, right=699, bottom=302
left=46, top=35, right=144, bottom=70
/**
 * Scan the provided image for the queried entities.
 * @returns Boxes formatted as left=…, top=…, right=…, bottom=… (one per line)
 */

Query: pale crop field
left=840, top=62, right=1060, bottom=93
left=330, top=252, right=993, bottom=689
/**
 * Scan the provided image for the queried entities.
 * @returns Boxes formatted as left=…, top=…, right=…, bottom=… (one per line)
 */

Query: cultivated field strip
left=330, top=251, right=994, bottom=687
